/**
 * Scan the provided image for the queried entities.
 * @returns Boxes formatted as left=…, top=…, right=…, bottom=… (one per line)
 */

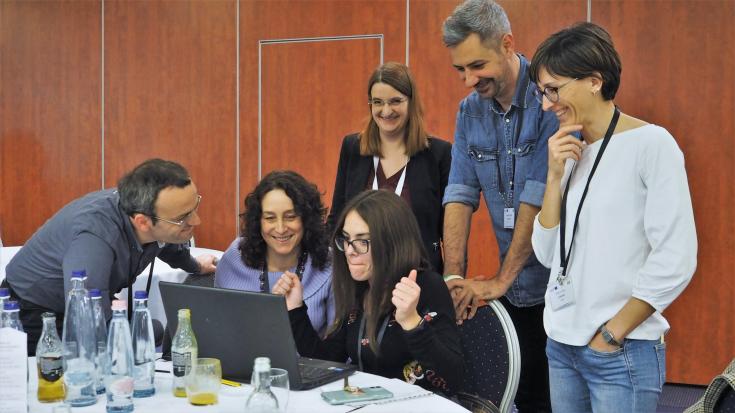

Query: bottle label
left=39, top=355, right=64, bottom=382
left=172, top=351, right=191, bottom=377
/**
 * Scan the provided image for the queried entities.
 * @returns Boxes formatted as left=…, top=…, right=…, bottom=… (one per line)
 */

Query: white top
left=532, top=124, right=697, bottom=345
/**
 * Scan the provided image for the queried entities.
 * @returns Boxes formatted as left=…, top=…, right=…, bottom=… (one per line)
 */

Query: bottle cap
left=3, top=300, right=19, bottom=311
left=41, top=312, right=56, bottom=319
left=134, top=291, right=148, bottom=299
left=177, top=308, right=191, bottom=317
left=0, top=288, right=9, bottom=298
left=253, top=357, right=271, bottom=371
left=88, top=289, right=102, bottom=298
left=111, top=300, right=127, bottom=311
left=70, top=269, right=88, bottom=280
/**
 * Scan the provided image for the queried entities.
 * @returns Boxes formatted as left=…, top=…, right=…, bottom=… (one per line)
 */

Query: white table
left=117, top=247, right=224, bottom=328
left=1, top=245, right=223, bottom=328
left=0, top=245, right=21, bottom=284
left=27, top=359, right=470, bottom=413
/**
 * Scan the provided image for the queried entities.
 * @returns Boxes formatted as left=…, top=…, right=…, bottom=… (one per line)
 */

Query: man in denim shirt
left=441, top=1, right=557, bottom=411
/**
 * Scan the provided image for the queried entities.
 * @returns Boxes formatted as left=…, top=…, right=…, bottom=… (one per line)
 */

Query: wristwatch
left=599, top=323, right=622, bottom=347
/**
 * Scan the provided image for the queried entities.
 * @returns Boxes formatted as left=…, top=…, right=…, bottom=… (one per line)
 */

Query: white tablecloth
left=0, top=245, right=223, bottom=328
left=0, top=245, right=21, bottom=284
left=26, top=359, right=470, bottom=413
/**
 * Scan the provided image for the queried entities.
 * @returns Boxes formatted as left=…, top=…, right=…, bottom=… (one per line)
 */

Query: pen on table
left=221, top=379, right=241, bottom=387
left=155, top=369, right=170, bottom=373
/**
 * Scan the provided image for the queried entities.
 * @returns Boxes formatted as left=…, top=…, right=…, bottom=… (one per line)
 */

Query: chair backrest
left=685, top=358, right=735, bottom=413
left=457, top=300, right=521, bottom=413
left=714, top=385, right=735, bottom=413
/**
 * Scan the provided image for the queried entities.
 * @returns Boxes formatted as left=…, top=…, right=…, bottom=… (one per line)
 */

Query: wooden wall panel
left=240, top=0, right=406, bottom=215
left=104, top=0, right=237, bottom=251
left=594, top=0, right=735, bottom=385
left=0, top=0, right=102, bottom=246
left=409, top=0, right=586, bottom=276
left=261, top=40, right=381, bottom=205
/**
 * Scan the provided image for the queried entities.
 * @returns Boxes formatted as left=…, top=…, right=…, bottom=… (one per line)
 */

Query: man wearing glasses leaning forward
left=3, top=158, right=218, bottom=355
left=440, top=1, right=560, bottom=411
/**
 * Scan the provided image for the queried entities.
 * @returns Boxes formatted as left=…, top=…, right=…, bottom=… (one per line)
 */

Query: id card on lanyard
left=550, top=107, right=620, bottom=311
left=497, top=75, right=529, bottom=229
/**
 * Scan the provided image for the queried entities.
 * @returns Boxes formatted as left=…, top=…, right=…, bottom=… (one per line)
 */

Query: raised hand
left=272, top=271, right=303, bottom=310
left=547, top=124, right=585, bottom=180
left=391, top=269, right=423, bottom=330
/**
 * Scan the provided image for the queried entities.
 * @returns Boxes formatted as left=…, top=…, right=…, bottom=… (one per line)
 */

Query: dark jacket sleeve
left=327, top=135, right=354, bottom=233
left=157, top=243, right=200, bottom=274
left=403, top=270, right=463, bottom=393
left=289, top=304, right=349, bottom=363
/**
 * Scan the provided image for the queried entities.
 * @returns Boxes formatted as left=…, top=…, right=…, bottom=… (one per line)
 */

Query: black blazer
left=328, top=134, right=452, bottom=273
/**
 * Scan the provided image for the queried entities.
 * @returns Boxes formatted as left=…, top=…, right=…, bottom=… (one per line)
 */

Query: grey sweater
left=6, top=189, right=200, bottom=317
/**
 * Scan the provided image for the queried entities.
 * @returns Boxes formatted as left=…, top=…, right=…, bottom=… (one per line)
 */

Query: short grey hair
left=442, top=0, right=511, bottom=48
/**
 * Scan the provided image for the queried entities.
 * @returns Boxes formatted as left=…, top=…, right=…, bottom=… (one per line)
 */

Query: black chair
left=685, top=358, right=735, bottom=413
left=456, top=300, right=520, bottom=413
left=715, top=386, right=735, bottom=413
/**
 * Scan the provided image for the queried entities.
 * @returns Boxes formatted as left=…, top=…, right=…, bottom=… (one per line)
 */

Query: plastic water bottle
left=0, top=287, right=10, bottom=327
left=245, top=357, right=279, bottom=412
left=62, top=270, right=98, bottom=407
left=106, top=300, right=135, bottom=413
left=90, top=289, right=108, bottom=395
left=36, top=312, right=66, bottom=402
left=131, top=291, right=155, bottom=398
left=3, top=300, right=24, bottom=331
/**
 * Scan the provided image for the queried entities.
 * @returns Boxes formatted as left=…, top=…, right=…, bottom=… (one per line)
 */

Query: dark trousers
left=1, top=279, right=64, bottom=357
left=499, top=296, right=552, bottom=413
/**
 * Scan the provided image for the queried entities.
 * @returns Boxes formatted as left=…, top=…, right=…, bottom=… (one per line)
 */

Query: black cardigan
left=288, top=270, right=462, bottom=395
left=327, top=134, right=452, bottom=273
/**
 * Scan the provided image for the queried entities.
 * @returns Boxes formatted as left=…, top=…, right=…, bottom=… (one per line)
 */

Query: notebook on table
left=159, top=281, right=355, bottom=390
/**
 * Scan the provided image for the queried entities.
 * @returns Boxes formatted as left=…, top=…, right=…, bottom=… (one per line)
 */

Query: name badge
left=548, top=280, right=575, bottom=311
left=503, top=207, right=515, bottom=229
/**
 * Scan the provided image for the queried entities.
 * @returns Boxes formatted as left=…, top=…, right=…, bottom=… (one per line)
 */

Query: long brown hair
left=329, top=190, right=429, bottom=354
left=359, top=62, right=429, bottom=158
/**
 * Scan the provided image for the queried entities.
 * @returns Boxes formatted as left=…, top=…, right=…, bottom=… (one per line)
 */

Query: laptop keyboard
left=298, top=363, right=336, bottom=382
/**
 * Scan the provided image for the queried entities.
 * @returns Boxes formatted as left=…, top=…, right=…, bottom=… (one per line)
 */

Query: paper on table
left=0, top=328, right=28, bottom=413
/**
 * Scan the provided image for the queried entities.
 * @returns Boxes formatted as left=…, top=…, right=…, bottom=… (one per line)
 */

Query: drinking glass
left=249, top=367, right=289, bottom=412
left=186, top=358, right=221, bottom=406
left=269, top=368, right=289, bottom=412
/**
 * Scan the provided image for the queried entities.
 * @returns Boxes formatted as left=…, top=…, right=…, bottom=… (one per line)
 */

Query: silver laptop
left=159, top=281, right=355, bottom=390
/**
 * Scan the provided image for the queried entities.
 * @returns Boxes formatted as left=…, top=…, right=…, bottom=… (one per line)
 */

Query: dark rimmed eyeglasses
left=152, top=194, right=202, bottom=226
left=533, top=78, right=578, bottom=104
left=334, top=235, right=371, bottom=255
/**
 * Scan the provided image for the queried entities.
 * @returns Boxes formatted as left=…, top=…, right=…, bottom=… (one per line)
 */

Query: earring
left=592, top=89, right=598, bottom=95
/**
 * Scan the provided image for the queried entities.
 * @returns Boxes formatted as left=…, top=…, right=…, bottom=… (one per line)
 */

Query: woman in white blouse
left=529, top=23, right=697, bottom=412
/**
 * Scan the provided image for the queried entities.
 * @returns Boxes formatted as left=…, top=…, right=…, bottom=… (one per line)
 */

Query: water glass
left=269, top=368, right=290, bottom=412
left=249, top=367, right=289, bottom=412
left=186, top=358, right=221, bottom=406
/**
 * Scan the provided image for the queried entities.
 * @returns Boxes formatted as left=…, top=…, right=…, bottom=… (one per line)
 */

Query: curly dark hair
left=239, top=170, right=329, bottom=270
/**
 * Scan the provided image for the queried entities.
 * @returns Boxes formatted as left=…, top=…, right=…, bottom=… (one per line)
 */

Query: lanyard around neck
left=259, top=251, right=308, bottom=293
left=558, top=107, right=621, bottom=281
left=356, top=314, right=390, bottom=372
left=372, top=156, right=407, bottom=196
left=496, top=74, right=530, bottom=208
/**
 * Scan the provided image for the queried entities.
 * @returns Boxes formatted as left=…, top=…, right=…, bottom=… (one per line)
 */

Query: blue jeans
left=546, top=337, right=666, bottom=413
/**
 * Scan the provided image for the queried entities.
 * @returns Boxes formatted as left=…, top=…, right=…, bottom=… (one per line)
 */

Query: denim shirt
left=443, top=54, right=559, bottom=306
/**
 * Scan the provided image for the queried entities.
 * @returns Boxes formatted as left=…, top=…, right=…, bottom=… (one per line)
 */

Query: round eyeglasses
left=533, top=78, right=578, bottom=104
left=334, top=236, right=371, bottom=255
